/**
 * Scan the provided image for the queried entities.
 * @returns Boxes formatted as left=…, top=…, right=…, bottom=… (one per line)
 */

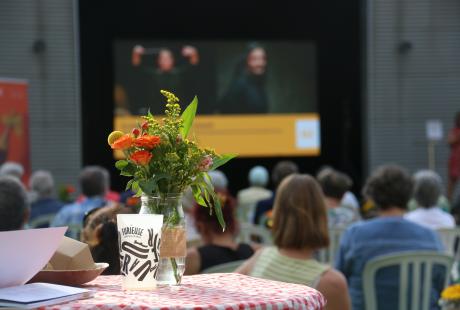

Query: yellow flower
left=107, top=131, right=124, bottom=146
left=442, top=284, right=460, bottom=300
left=160, top=90, right=179, bottom=103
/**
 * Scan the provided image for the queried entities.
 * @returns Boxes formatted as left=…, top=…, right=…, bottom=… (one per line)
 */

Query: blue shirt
left=30, top=198, right=64, bottom=228
left=335, top=217, right=444, bottom=310
left=51, top=197, right=106, bottom=239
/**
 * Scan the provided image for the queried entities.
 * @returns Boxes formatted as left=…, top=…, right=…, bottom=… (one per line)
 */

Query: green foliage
left=180, top=96, right=197, bottom=139
left=111, top=90, right=235, bottom=230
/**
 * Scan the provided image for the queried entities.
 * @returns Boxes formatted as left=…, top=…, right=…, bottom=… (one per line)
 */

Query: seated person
left=237, top=166, right=272, bottom=223
left=405, top=170, right=455, bottom=229
left=51, top=166, right=110, bottom=239
left=0, top=176, right=30, bottom=231
left=336, top=165, right=444, bottom=310
left=237, top=174, right=350, bottom=310
left=317, top=168, right=360, bottom=228
left=28, top=170, right=64, bottom=228
left=185, top=188, right=257, bottom=274
left=81, top=204, right=134, bottom=275
left=253, top=161, right=298, bottom=225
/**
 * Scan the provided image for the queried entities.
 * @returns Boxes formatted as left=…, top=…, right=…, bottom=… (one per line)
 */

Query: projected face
left=157, top=49, right=175, bottom=72
left=246, top=47, right=267, bottom=75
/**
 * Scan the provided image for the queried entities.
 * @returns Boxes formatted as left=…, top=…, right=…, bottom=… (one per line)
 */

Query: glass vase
left=139, top=193, right=186, bottom=286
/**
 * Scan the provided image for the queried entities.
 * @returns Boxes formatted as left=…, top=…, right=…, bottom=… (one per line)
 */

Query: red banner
left=0, top=79, right=31, bottom=182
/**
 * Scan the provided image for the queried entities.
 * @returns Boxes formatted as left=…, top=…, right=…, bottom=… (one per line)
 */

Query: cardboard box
left=46, top=237, right=96, bottom=271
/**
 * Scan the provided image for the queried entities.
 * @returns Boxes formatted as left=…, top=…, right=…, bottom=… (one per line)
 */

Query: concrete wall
left=0, top=0, right=81, bottom=187
left=366, top=0, right=460, bottom=186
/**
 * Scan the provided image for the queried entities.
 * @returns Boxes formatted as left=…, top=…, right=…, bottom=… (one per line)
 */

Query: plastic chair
left=237, top=222, right=273, bottom=245
left=437, top=227, right=460, bottom=280
left=29, top=214, right=56, bottom=228
left=363, top=251, right=453, bottom=310
left=317, top=227, right=345, bottom=264
left=201, top=260, right=246, bottom=274
left=437, top=228, right=460, bottom=257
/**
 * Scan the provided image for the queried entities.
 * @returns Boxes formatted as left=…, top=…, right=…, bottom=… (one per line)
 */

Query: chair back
left=437, top=227, right=460, bottom=281
left=317, top=228, right=345, bottom=264
left=237, top=222, right=273, bottom=245
left=363, top=251, right=452, bottom=310
left=437, top=228, right=460, bottom=257
left=201, top=260, right=246, bottom=274
left=29, top=214, right=56, bottom=228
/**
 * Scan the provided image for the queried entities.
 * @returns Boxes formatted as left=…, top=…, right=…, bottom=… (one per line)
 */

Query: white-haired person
left=0, top=176, right=30, bottom=231
left=28, top=170, right=64, bottom=228
left=0, top=161, right=24, bottom=180
left=237, top=166, right=272, bottom=223
left=405, top=170, right=455, bottom=229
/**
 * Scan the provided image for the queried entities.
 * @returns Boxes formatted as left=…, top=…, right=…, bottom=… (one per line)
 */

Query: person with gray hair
left=51, top=166, right=110, bottom=239
left=405, top=170, right=455, bottom=229
left=28, top=170, right=64, bottom=228
left=0, top=161, right=24, bottom=180
left=237, top=166, right=272, bottom=223
left=0, top=176, right=30, bottom=231
left=208, top=170, right=229, bottom=191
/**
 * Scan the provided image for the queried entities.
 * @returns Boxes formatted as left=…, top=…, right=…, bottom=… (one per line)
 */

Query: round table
left=46, top=273, right=326, bottom=309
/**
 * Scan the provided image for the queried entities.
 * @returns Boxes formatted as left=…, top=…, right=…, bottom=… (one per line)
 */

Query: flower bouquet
left=440, top=284, right=460, bottom=310
left=107, top=90, right=236, bottom=285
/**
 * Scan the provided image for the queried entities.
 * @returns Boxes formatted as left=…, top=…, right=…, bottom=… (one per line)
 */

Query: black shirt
left=198, top=243, right=254, bottom=272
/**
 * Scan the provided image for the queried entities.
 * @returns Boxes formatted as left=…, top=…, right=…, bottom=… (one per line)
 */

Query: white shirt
left=404, top=207, right=456, bottom=230
left=341, top=191, right=360, bottom=210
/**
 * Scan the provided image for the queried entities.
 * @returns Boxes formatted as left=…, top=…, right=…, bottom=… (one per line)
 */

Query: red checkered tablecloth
left=45, top=273, right=326, bottom=309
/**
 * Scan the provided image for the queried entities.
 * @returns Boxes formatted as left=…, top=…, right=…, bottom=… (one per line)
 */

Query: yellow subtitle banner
left=114, top=113, right=321, bottom=158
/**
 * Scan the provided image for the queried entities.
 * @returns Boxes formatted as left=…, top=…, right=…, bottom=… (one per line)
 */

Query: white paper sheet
left=0, top=227, right=67, bottom=288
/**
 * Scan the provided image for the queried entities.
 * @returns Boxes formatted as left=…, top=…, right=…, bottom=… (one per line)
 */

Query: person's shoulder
left=403, top=218, right=440, bottom=238
left=317, top=268, right=348, bottom=294
left=404, top=209, right=422, bottom=220
left=57, top=202, right=78, bottom=213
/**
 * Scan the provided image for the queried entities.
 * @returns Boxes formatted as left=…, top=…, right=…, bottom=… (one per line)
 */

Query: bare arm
left=185, top=247, right=201, bottom=275
left=234, top=248, right=263, bottom=274
left=316, top=269, right=351, bottom=310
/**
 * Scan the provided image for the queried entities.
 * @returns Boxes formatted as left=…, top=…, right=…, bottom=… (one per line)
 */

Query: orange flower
left=133, top=135, right=161, bottom=149
left=111, top=134, right=133, bottom=150
left=130, top=150, right=152, bottom=166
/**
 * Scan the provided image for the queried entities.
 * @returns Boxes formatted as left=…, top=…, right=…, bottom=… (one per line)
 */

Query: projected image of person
left=129, top=45, right=200, bottom=115
left=219, top=44, right=268, bottom=114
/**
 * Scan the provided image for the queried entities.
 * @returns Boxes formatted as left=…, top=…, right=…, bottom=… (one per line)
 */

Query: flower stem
left=170, top=258, right=181, bottom=284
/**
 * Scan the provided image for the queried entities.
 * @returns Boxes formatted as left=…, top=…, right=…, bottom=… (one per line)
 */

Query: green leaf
left=115, top=160, right=128, bottom=171
left=210, top=153, right=237, bottom=170
left=191, top=184, right=206, bottom=207
left=137, top=174, right=171, bottom=196
left=120, top=162, right=137, bottom=177
left=138, top=179, right=156, bottom=195
left=125, top=179, right=134, bottom=191
left=180, top=96, right=198, bottom=138
left=208, top=188, right=226, bottom=231
left=131, top=181, right=142, bottom=197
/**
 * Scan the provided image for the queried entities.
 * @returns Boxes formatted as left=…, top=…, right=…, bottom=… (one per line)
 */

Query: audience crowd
left=1, top=159, right=460, bottom=309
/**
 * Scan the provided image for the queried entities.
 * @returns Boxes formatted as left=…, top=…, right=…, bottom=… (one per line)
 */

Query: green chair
left=201, top=260, right=247, bottom=274
left=437, top=228, right=460, bottom=257
left=437, top=228, right=460, bottom=281
left=363, top=251, right=453, bottom=310
left=317, top=227, right=345, bottom=264
left=29, top=214, right=57, bottom=228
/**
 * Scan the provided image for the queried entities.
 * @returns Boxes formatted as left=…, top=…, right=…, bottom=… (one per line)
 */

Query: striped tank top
left=249, top=247, right=329, bottom=287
